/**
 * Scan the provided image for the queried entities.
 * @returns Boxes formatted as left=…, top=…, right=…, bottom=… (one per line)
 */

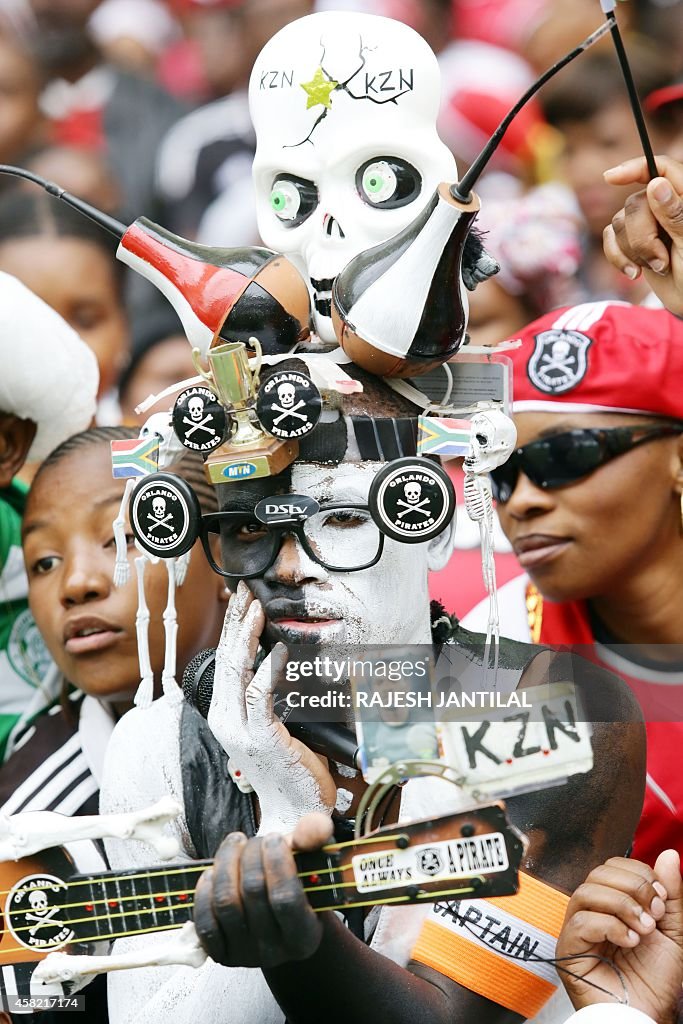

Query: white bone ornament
left=0, top=797, right=182, bottom=861
left=134, top=552, right=155, bottom=708
left=32, top=921, right=207, bottom=989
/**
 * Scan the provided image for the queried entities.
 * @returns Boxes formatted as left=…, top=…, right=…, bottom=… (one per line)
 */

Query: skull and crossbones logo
left=148, top=496, right=174, bottom=534
left=528, top=328, right=591, bottom=394
left=25, top=889, right=63, bottom=937
left=271, top=382, right=307, bottom=426
left=182, top=395, right=216, bottom=440
left=541, top=339, right=575, bottom=374
left=396, top=482, right=431, bottom=519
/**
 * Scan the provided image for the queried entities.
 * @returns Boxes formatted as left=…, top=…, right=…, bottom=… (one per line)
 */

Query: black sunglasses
left=490, top=424, right=683, bottom=504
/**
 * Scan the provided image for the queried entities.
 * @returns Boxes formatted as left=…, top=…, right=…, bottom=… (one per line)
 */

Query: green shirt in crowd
left=0, top=480, right=59, bottom=763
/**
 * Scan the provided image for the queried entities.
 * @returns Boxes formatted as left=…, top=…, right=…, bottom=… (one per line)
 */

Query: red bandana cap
left=504, top=300, right=683, bottom=419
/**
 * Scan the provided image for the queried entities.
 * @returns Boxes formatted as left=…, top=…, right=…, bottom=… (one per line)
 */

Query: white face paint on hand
left=249, top=11, right=457, bottom=343
left=232, top=462, right=456, bottom=649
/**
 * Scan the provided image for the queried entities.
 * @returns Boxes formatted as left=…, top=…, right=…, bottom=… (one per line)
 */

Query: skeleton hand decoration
left=464, top=408, right=517, bottom=678
left=175, top=548, right=191, bottom=587
left=32, top=921, right=207, bottom=989
left=0, top=797, right=182, bottom=862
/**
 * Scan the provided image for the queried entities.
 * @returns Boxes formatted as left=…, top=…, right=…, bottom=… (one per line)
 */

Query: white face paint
left=258, top=462, right=438, bottom=646
left=249, top=11, right=457, bottom=343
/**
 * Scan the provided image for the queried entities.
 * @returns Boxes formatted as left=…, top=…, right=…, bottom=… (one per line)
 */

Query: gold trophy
left=193, top=339, right=298, bottom=484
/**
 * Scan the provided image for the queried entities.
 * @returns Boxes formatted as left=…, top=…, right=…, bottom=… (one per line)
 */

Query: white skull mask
left=152, top=497, right=166, bottom=518
left=249, top=12, right=457, bottom=344
left=188, top=397, right=204, bottom=421
left=404, top=482, right=421, bottom=503
left=277, top=382, right=296, bottom=408
left=466, top=409, right=517, bottom=475
left=29, top=890, right=49, bottom=913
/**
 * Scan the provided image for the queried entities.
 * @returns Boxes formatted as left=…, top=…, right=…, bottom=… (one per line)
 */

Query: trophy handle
left=248, top=337, right=263, bottom=391
left=192, top=347, right=217, bottom=392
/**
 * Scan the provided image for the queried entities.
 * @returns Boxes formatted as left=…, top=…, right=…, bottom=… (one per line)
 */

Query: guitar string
left=0, top=878, right=486, bottom=954
left=7, top=862, right=488, bottom=919
left=7, top=861, right=353, bottom=916
left=7, top=875, right=483, bottom=932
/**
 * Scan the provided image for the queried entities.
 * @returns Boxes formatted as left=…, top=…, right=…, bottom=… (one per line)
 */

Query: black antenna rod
left=601, top=0, right=658, bottom=179
left=451, top=19, right=612, bottom=203
left=0, top=164, right=127, bottom=239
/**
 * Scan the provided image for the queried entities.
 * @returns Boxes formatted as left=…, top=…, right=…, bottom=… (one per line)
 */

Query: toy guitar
left=0, top=805, right=523, bottom=998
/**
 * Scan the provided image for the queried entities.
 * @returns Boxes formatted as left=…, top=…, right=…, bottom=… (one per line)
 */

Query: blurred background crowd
left=0, top=0, right=683, bottom=614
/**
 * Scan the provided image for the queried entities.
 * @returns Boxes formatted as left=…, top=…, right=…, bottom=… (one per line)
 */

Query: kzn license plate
left=439, top=684, right=593, bottom=799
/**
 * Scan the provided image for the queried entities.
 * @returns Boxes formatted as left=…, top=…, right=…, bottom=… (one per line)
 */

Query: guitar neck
left=64, top=848, right=343, bottom=944
left=53, top=807, right=523, bottom=948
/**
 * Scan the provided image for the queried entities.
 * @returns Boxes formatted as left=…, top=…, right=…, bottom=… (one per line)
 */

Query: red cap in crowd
left=645, top=78, right=683, bottom=114
left=505, top=301, right=683, bottom=419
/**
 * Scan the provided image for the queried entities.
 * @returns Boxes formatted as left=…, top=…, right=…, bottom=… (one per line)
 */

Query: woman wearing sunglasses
left=463, top=300, right=683, bottom=868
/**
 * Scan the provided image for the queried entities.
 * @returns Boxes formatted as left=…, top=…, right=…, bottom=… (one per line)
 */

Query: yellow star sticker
left=300, top=67, right=338, bottom=110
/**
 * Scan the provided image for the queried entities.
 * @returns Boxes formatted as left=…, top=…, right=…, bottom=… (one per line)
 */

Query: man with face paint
left=98, top=12, right=644, bottom=1023
left=101, top=359, right=645, bottom=1024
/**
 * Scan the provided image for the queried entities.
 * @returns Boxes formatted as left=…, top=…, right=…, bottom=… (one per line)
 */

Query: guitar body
left=0, top=847, right=104, bottom=1010
left=0, top=847, right=79, bottom=970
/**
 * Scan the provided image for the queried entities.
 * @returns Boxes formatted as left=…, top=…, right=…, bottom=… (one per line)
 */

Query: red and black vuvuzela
left=0, top=164, right=311, bottom=358
left=118, top=219, right=311, bottom=356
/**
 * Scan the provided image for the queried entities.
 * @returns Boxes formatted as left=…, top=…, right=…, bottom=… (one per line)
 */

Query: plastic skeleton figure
left=111, top=411, right=187, bottom=709
left=0, top=797, right=182, bottom=862
left=463, top=407, right=517, bottom=674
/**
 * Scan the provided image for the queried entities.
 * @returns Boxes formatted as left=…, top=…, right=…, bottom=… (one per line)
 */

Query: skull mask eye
left=356, top=157, right=422, bottom=209
left=269, top=174, right=319, bottom=227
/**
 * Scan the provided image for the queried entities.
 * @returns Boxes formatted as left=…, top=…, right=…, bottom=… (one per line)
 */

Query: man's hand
left=603, top=155, right=683, bottom=314
left=207, top=581, right=337, bottom=832
left=556, top=850, right=683, bottom=1024
left=194, top=812, right=334, bottom=968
